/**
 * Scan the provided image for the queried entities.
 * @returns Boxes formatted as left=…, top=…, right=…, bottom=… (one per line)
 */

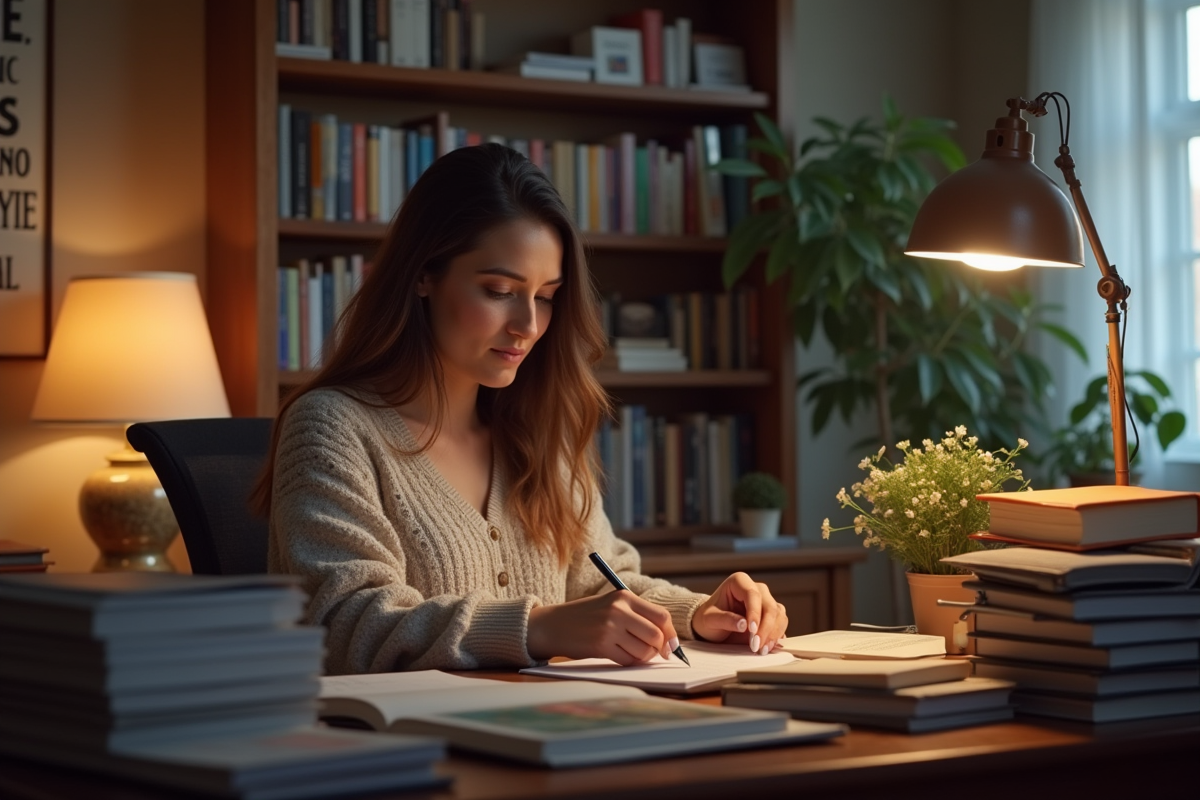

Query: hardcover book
left=967, top=578, right=1200, bottom=620
left=977, top=485, right=1200, bottom=548
left=736, top=656, right=971, bottom=690
left=941, top=547, right=1199, bottom=593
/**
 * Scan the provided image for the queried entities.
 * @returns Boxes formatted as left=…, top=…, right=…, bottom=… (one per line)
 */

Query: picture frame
left=693, top=42, right=747, bottom=89
left=0, top=0, right=52, bottom=358
left=571, top=26, right=643, bottom=86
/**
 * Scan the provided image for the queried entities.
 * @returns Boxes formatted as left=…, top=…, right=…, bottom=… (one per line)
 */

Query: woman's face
left=417, top=218, right=564, bottom=390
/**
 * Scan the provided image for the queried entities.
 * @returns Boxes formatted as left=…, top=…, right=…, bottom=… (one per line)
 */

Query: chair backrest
left=127, top=418, right=273, bottom=575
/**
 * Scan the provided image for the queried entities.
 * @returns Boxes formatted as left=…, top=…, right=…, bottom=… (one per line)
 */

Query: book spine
left=321, top=114, right=339, bottom=221
left=332, top=0, right=349, bottom=60
left=664, top=422, right=681, bottom=527
left=286, top=266, right=301, bottom=371
left=418, top=124, right=434, bottom=174
left=308, top=263, right=323, bottom=367
left=348, top=0, right=363, bottom=62
left=375, top=0, right=389, bottom=63
left=298, top=258, right=311, bottom=369
left=366, top=125, right=380, bottom=221
left=469, top=9, right=484, bottom=70
left=721, top=123, right=750, bottom=232
left=653, top=416, right=667, bottom=526
left=277, top=267, right=289, bottom=369
left=309, top=117, right=324, bottom=220
left=292, top=109, right=311, bottom=219
left=389, top=0, right=408, bottom=66
left=620, top=405, right=635, bottom=530
left=684, top=132, right=699, bottom=236
left=575, top=143, right=589, bottom=231
left=635, top=145, right=649, bottom=234
left=337, top=122, right=353, bottom=220
left=352, top=123, right=367, bottom=221
left=631, top=405, right=647, bottom=528
left=278, top=104, right=292, bottom=218
left=411, top=0, right=431, bottom=68
left=362, top=0, right=377, bottom=65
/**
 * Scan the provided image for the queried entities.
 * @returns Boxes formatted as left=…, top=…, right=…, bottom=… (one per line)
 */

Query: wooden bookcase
left=204, top=0, right=797, bottom=540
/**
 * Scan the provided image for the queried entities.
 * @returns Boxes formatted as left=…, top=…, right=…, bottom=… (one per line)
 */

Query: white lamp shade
left=31, top=273, right=231, bottom=423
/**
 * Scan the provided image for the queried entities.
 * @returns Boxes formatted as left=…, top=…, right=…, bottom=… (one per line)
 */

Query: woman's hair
left=254, top=143, right=611, bottom=564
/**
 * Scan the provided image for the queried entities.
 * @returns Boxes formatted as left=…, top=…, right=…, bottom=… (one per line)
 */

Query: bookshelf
left=204, top=0, right=796, bottom=541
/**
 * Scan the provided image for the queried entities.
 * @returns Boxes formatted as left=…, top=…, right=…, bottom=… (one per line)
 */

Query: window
left=1150, top=0, right=1200, bottom=457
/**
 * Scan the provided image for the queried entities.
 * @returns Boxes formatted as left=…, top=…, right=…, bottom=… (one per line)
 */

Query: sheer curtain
left=1027, top=0, right=1160, bottom=481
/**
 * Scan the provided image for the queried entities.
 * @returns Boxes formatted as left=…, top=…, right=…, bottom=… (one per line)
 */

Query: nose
left=507, top=296, right=539, bottom=340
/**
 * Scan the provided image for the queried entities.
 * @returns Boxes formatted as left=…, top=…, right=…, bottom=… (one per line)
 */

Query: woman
left=258, top=143, right=788, bottom=675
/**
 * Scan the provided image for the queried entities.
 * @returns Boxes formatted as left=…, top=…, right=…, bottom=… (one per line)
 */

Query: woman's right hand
left=527, top=590, right=679, bottom=665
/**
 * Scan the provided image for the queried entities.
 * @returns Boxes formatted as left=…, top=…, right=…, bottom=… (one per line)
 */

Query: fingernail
left=749, top=621, right=758, bottom=635
left=760, top=644, right=771, bottom=656
left=750, top=634, right=760, bottom=652
left=668, top=637, right=679, bottom=651
left=736, top=618, right=748, bottom=633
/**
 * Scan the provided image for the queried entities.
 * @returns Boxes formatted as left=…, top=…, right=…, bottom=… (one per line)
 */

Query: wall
left=0, top=0, right=205, bottom=572
left=792, top=0, right=1032, bottom=623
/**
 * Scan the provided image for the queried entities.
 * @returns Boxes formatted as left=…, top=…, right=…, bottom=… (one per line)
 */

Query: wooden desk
left=4, top=693, right=1197, bottom=800
left=639, top=546, right=866, bottom=634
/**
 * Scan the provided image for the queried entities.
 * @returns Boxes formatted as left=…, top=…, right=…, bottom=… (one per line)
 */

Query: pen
left=588, top=551, right=690, bottom=666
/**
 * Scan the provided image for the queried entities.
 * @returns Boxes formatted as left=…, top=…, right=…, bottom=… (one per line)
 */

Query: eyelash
left=486, top=289, right=555, bottom=306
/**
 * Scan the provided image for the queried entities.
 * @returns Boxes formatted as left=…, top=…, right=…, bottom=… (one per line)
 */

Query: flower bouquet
left=822, top=427, right=1030, bottom=575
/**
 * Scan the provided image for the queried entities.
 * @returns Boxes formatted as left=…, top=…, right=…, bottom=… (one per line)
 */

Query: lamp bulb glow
left=960, top=254, right=1028, bottom=272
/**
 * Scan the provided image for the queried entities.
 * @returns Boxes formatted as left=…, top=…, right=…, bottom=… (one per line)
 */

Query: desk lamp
left=905, top=92, right=1133, bottom=486
left=31, top=273, right=230, bottom=570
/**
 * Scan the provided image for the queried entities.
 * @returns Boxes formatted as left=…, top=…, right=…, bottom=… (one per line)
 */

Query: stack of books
left=722, top=657, right=1015, bottom=733
left=0, top=539, right=51, bottom=573
left=496, top=51, right=594, bottom=82
left=943, top=486, right=1200, bottom=724
left=0, top=573, right=445, bottom=797
left=599, top=337, right=687, bottom=372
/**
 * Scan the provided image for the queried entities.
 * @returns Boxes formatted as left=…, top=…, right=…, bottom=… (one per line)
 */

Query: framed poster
left=0, top=0, right=51, bottom=358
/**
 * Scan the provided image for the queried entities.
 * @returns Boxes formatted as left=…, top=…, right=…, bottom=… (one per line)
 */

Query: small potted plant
left=822, top=427, right=1029, bottom=652
left=732, top=472, right=787, bottom=539
left=1041, top=370, right=1187, bottom=487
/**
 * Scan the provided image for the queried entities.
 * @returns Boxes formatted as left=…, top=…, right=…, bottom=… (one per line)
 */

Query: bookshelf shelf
left=278, top=219, right=731, bottom=253
left=277, top=57, right=770, bottom=116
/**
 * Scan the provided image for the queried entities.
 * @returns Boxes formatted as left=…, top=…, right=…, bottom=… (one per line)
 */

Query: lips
left=492, top=347, right=526, bottom=363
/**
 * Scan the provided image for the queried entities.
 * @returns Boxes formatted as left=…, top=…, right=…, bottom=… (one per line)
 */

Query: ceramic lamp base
left=79, top=446, right=178, bottom=573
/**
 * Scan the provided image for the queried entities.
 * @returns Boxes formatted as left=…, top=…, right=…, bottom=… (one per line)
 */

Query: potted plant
left=822, top=427, right=1029, bottom=652
left=732, top=472, right=787, bottom=539
left=715, top=100, right=1086, bottom=452
left=1040, top=370, right=1187, bottom=487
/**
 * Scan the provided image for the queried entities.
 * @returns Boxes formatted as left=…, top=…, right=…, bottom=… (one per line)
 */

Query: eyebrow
left=476, top=267, right=564, bottom=286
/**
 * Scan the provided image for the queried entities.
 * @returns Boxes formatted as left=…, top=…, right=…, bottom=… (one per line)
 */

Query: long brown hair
left=254, top=143, right=610, bottom=564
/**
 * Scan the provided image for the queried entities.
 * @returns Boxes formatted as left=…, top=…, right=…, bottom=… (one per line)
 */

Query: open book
left=779, top=630, right=946, bottom=659
left=518, top=641, right=795, bottom=693
left=318, top=670, right=844, bottom=767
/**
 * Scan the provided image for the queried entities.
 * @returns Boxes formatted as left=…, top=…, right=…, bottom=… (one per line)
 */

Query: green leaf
left=797, top=367, right=829, bottom=391
left=746, top=138, right=789, bottom=163
left=943, top=354, right=982, bottom=413
left=1136, top=370, right=1171, bottom=397
left=834, top=240, right=861, bottom=293
left=868, top=263, right=902, bottom=304
left=1158, top=411, right=1187, bottom=449
left=905, top=267, right=933, bottom=311
left=721, top=212, right=779, bottom=288
left=917, top=353, right=943, bottom=403
left=713, top=158, right=767, bottom=178
left=751, top=179, right=784, bottom=203
left=846, top=227, right=886, bottom=268
left=766, top=228, right=800, bottom=283
left=1132, top=392, right=1159, bottom=423
left=1036, top=322, right=1090, bottom=364
left=810, top=384, right=837, bottom=435
left=792, top=290, right=819, bottom=345
left=1070, top=397, right=1099, bottom=425
left=754, top=112, right=788, bottom=160
left=812, top=116, right=845, bottom=140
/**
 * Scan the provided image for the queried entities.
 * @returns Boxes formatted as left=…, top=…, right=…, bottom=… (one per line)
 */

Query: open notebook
left=518, top=641, right=795, bottom=693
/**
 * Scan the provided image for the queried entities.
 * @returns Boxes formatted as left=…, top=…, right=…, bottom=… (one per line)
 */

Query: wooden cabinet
left=203, top=0, right=798, bottom=540
left=640, top=547, right=866, bottom=635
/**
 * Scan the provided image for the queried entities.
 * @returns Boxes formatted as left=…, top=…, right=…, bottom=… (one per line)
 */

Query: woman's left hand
left=690, top=572, right=788, bottom=655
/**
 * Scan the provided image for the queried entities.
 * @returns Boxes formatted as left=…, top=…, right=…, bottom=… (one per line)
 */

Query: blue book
left=277, top=267, right=289, bottom=369
left=337, top=122, right=353, bottom=221
left=630, top=405, right=647, bottom=528
left=321, top=269, right=335, bottom=347
left=418, top=127, right=434, bottom=176
left=405, top=129, right=420, bottom=191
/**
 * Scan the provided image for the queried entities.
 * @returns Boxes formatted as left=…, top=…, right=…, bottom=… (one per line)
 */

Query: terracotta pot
left=906, top=572, right=976, bottom=655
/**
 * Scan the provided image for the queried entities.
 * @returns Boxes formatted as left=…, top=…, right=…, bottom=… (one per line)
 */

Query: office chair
left=126, top=418, right=273, bottom=575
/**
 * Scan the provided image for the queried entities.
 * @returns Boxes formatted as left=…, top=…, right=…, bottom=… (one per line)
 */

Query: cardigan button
left=489, top=525, right=500, bottom=541
left=497, top=571, right=510, bottom=587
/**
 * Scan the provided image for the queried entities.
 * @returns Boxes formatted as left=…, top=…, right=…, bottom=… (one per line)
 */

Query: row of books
left=0, top=573, right=444, bottom=796
left=277, top=255, right=368, bottom=371
left=277, top=105, right=751, bottom=238
left=943, top=490, right=1200, bottom=724
left=600, top=289, right=762, bottom=372
left=598, top=407, right=755, bottom=530
left=276, top=0, right=485, bottom=70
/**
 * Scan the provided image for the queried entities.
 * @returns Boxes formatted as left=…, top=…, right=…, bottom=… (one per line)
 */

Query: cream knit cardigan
left=268, top=388, right=706, bottom=675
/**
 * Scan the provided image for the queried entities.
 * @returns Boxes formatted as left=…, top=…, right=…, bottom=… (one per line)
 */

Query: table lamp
left=31, top=273, right=231, bottom=571
left=905, top=92, right=1133, bottom=486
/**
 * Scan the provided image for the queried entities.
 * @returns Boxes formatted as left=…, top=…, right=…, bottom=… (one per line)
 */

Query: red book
left=611, top=8, right=663, bottom=86
left=682, top=137, right=697, bottom=236
left=529, top=138, right=546, bottom=171
left=352, top=122, right=367, bottom=222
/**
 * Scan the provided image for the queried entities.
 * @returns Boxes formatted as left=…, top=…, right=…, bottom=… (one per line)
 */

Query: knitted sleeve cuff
left=460, top=596, right=539, bottom=668
left=641, top=586, right=707, bottom=641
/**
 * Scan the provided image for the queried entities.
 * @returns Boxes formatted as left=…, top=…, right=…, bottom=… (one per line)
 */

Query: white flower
left=905, top=509, right=915, bottom=518
left=897, top=440, right=911, bottom=451
left=820, top=518, right=832, bottom=540
left=1017, top=437, right=1029, bottom=448
left=981, top=480, right=992, bottom=489
left=858, top=457, right=872, bottom=470
left=962, top=478, right=970, bottom=487
left=960, top=498, right=969, bottom=508
left=836, top=487, right=849, bottom=504
left=877, top=445, right=887, bottom=458
left=919, top=530, right=931, bottom=538
left=930, top=491, right=942, bottom=504
left=884, top=509, right=894, bottom=517
left=955, top=425, right=967, bottom=438
left=911, top=496, right=920, bottom=505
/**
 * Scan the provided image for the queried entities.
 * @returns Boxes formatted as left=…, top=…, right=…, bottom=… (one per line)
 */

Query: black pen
left=588, top=551, right=691, bottom=666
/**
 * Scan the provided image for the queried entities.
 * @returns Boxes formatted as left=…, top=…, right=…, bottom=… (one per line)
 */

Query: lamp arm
left=1057, top=153, right=1131, bottom=485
